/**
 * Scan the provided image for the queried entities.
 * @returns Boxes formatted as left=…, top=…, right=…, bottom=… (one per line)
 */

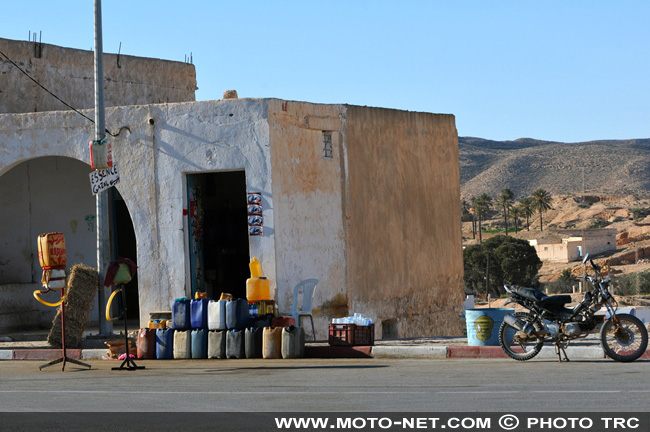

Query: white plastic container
left=208, top=299, right=227, bottom=330
left=173, top=330, right=191, bottom=359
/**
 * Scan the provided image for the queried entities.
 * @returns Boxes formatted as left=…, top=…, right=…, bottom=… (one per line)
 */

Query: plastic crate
left=328, top=323, right=374, bottom=346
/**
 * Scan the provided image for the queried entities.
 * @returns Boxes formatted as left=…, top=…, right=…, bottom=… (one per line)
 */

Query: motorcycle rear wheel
left=600, top=313, right=648, bottom=362
left=498, top=312, right=544, bottom=361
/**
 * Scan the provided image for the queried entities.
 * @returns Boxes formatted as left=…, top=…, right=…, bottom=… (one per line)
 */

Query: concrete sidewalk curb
left=372, top=346, right=448, bottom=359
left=0, top=345, right=628, bottom=361
left=81, top=349, right=109, bottom=360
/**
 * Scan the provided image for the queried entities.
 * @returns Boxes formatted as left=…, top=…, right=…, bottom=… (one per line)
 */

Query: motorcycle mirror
left=590, top=259, right=601, bottom=272
left=582, top=253, right=589, bottom=264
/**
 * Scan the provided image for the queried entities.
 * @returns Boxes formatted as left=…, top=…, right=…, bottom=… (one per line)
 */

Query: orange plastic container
left=37, top=232, right=66, bottom=268
left=246, top=257, right=271, bottom=301
left=262, top=327, right=282, bottom=359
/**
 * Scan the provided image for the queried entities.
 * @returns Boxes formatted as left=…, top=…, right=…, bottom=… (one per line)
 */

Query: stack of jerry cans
left=263, top=327, right=283, bottom=359
left=173, top=330, right=191, bottom=359
left=226, top=299, right=251, bottom=330
left=137, top=328, right=156, bottom=359
left=208, top=329, right=226, bottom=359
left=245, top=327, right=264, bottom=358
left=155, top=328, right=174, bottom=359
left=282, top=326, right=305, bottom=359
left=226, top=329, right=246, bottom=359
left=190, top=298, right=209, bottom=329
left=191, top=329, right=208, bottom=359
left=208, top=299, right=227, bottom=330
left=172, top=298, right=190, bottom=330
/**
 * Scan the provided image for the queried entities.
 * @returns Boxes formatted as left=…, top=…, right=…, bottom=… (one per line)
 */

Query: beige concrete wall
left=532, top=240, right=571, bottom=263
left=343, top=106, right=464, bottom=337
left=268, top=100, right=347, bottom=337
left=0, top=38, right=196, bottom=114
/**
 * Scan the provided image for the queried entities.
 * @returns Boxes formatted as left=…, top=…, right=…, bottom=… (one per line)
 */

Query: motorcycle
left=499, top=253, right=648, bottom=362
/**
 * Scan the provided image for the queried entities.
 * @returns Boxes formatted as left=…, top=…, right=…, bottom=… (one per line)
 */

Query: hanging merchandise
left=37, top=232, right=67, bottom=269
left=89, top=138, right=113, bottom=170
left=247, top=192, right=263, bottom=236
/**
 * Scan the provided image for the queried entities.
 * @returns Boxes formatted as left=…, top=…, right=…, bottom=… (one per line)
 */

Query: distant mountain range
left=459, top=137, right=650, bottom=200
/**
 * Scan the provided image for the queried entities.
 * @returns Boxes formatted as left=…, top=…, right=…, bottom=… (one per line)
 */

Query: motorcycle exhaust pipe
left=504, top=314, right=538, bottom=336
left=504, top=314, right=526, bottom=332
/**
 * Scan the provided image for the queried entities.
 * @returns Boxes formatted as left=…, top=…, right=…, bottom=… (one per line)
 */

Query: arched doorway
left=0, top=155, right=140, bottom=331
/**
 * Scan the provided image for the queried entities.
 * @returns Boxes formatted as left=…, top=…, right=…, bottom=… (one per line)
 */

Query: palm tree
left=532, top=189, right=553, bottom=231
left=519, top=196, right=535, bottom=230
left=461, top=199, right=476, bottom=239
left=472, top=193, right=492, bottom=243
left=496, top=188, right=514, bottom=235
left=509, top=205, right=522, bottom=234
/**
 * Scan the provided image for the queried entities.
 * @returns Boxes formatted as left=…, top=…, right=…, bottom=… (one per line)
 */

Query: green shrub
left=614, top=271, right=650, bottom=295
left=629, top=207, right=650, bottom=220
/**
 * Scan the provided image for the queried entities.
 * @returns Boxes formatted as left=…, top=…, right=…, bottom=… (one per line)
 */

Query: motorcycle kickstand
left=554, top=342, right=570, bottom=362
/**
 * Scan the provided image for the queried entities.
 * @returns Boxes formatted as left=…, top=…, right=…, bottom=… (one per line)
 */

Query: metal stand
left=112, top=286, right=144, bottom=371
left=39, top=289, right=92, bottom=371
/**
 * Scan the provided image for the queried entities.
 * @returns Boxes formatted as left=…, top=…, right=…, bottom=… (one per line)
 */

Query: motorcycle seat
left=514, top=286, right=572, bottom=306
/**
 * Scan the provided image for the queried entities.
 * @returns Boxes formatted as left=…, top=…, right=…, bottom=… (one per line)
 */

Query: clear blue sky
left=2, top=1, right=649, bottom=143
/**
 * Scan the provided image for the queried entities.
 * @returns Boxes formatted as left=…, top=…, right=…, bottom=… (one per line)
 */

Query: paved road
left=1, top=358, right=649, bottom=412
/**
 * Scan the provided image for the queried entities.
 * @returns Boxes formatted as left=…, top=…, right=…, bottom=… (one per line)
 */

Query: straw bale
left=48, top=264, right=98, bottom=348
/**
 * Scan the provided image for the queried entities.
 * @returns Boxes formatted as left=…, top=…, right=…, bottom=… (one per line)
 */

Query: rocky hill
left=460, top=137, right=650, bottom=199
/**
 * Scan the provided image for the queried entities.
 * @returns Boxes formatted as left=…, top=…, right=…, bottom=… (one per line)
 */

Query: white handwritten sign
left=90, top=163, right=120, bottom=195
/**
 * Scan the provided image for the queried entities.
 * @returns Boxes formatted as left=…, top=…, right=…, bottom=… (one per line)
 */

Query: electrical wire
left=0, top=50, right=129, bottom=137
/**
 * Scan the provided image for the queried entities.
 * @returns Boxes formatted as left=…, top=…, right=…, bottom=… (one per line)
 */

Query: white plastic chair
left=282, top=279, right=319, bottom=341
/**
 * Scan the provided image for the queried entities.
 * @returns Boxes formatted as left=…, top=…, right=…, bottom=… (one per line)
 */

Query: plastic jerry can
left=155, top=328, right=174, bottom=359
left=208, top=299, right=227, bottom=330
left=172, top=298, right=190, bottom=330
left=137, top=328, right=156, bottom=359
left=245, top=327, right=263, bottom=359
left=226, top=329, right=245, bottom=359
left=282, top=326, right=305, bottom=359
left=190, top=298, right=209, bottom=329
left=37, top=232, right=66, bottom=268
left=226, top=299, right=251, bottom=330
left=246, top=257, right=271, bottom=301
left=262, top=327, right=283, bottom=359
left=208, top=330, right=226, bottom=359
left=173, top=330, right=191, bottom=359
left=191, top=329, right=208, bottom=359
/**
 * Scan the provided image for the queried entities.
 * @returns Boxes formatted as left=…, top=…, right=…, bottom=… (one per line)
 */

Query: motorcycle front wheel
left=600, top=313, right=648, bottom=362
left=498, top=312, right=544, bottom=361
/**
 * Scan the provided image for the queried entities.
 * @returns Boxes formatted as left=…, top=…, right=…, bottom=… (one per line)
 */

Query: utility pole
left=95, top=0, right=112, bottom=336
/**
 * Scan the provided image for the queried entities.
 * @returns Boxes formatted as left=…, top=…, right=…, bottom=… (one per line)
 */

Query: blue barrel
left=191, top=329, right=208, bottom=359
left=155, top=328, right=174, bottom=359
left=226, top=299, right=251, bottom=330
left=465, top=308, right=515, bottom=346
left=191, top=299, right=209, bottom=329
left=172, top=298, right=190, bottom=330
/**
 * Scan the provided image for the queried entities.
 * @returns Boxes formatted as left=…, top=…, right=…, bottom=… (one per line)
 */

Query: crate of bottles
left=328, top=323, right=374, bottom=346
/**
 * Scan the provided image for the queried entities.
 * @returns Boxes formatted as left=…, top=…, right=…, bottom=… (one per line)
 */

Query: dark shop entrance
left=187, top=171, right=250, bottom=300
left=110, top=188, right=140, bottom=320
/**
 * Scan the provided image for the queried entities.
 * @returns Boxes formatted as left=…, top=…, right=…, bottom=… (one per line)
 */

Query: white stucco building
left=1, top=38, right=465, bottom=339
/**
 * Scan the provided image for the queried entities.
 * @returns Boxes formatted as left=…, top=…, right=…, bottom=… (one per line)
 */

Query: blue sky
left=2, top=1, right=649, bottom=143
